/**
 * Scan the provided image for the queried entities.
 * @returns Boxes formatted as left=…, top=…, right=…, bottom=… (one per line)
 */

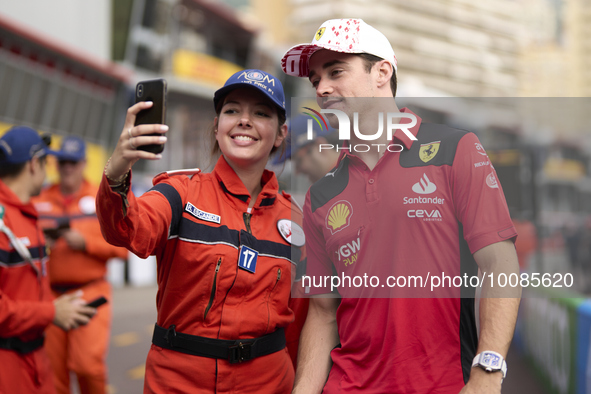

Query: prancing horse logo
left=315, top=27, right=326, bottom=41
left=419, top=141, right=441, bottom=163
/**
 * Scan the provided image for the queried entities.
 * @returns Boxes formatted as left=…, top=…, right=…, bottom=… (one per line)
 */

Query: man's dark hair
left=357, top=53, right=397, bottom=97
left=0, top=151, right=27, bottom=178
left=0, top=151, right=46, bottom=178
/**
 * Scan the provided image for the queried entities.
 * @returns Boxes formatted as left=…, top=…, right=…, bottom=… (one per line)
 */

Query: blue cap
left=55, top=136, right=86, bottom=162
left=0, top=126, right=56, bottom=164
left=214, top=69, right=286, bottom=115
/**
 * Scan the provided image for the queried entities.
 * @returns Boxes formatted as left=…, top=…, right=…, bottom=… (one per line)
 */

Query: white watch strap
left=472, top=351, right=507, bottom=379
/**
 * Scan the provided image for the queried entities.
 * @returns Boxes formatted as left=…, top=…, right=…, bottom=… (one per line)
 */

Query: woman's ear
left=213, top=117, right=219, bottom=133
left=275, top=123, right=288, bottom=148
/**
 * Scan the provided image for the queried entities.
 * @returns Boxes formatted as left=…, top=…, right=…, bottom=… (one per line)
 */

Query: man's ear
left=29, top=157, right=41, bottom=175
left=375, top=60, right=393, bottom=90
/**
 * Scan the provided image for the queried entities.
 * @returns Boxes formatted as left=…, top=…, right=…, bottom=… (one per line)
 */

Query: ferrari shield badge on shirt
left=419, top=141, right=440, bottom=163
left=238, top=245, right=258, bottom=273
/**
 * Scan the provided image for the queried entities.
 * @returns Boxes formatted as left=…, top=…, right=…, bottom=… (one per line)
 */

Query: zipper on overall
left=204, top=258, right=222, bottom=320
left=243, top=212, right=252, bottom=234
left=266, top=268, right=282, bottom=332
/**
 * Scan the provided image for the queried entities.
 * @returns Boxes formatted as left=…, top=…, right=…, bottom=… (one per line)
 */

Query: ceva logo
left=407, top=209, right=442, bottom=219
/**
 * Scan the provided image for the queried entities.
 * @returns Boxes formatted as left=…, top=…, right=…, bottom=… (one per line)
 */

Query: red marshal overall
left=0, top=180, right=55, bottom=394
left=97, top=155, right=306, bottom=393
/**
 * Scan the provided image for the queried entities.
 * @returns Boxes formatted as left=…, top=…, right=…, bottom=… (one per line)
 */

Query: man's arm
left=292, top=296, right=340, bottom=394
left=461, top=239, right=521, bottom=393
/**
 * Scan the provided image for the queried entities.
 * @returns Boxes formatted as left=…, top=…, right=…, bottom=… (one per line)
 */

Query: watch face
left=482, top=352, right=501, bottom=368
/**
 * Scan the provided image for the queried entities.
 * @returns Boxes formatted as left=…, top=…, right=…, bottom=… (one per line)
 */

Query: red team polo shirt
left=302, top=108, right=517, bottom=393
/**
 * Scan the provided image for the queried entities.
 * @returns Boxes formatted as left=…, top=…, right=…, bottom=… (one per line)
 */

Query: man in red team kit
left=0, top=127, right=95, bottom=394
left=282, top=19, right=521, bottom=393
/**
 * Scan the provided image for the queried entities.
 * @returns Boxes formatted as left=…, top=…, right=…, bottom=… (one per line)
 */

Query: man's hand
left=62, top=229, right=86, bottom=251
left=52, top=291, right=96, bottom=330
left=44, top=235, right=57, bottom=249
left=292, top=296, right=340, bottom=394
left=459, top=367, right=503, bottom=394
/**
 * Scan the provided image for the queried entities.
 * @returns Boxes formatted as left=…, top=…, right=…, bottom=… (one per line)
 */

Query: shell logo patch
left=326, top=200, right=353, bottom=235
left=419, top=141, right=440, bottom=163
left=315, top=27, right=326, bottom=41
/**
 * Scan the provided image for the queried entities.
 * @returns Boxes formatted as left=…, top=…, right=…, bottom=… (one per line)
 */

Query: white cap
left=281, top=18, right=397, bottom=78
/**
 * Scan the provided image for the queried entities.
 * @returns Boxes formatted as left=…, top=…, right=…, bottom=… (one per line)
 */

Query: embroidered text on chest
left=185, top=202, right=221, bottom=224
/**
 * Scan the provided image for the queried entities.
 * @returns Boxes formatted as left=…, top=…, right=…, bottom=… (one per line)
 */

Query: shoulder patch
left=310, top=157, right=350, bottom=213
left=166, top=168, right=201, bottom=177
left=152, top=172, right=170, bottom=185
left=153, top=168, right=201, bottom=185
left=281, top=190, right=292, bottom=202
left=282, top=190, right=303, bottom=213
left=400, top=123, right=468, bottom=168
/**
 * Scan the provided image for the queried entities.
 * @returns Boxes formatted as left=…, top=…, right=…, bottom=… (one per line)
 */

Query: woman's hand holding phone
left=104, top=101, right=169, bottom=184
left=133, top=79, right=167, bottom=154
left=105, top=78, right=168, bottom=183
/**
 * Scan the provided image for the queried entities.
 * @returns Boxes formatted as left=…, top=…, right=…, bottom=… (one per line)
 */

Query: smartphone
left=134, top=79, right=167, bottom=154
left=86, top=296, right=108, bottom=308
left=42, top=218, right=70, bottom=240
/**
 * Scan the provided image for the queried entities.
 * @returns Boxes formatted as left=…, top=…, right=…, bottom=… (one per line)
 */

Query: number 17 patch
left=238, top=245, right=258, bottom=274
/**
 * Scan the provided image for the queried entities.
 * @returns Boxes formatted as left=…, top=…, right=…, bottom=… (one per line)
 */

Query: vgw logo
left=302, top=107, right=418, bottom=153
left=336, top=237, right=361, bottom=267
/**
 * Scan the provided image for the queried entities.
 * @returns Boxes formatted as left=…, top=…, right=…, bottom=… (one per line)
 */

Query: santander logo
left=412, top=173, right=437, bottom=195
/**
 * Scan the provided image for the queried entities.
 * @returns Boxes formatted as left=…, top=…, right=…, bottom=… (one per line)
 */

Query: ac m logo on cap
left=315, top=27, right=326, bottom=41
left=238, top=70, right=276, bottom=86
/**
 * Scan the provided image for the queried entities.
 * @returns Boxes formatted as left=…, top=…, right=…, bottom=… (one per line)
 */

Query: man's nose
left=316, top=79, right=333, bottom=97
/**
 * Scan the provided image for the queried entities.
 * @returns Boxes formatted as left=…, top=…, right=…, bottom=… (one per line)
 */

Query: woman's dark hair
left=357, top=53, right=397, bottom=97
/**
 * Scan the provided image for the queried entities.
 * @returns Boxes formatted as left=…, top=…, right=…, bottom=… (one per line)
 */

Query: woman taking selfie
left=96, top=70, right=305, bottom=393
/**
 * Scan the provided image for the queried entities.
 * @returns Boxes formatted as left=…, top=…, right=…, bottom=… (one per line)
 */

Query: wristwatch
left=472, top=351, right=507, bottom=380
